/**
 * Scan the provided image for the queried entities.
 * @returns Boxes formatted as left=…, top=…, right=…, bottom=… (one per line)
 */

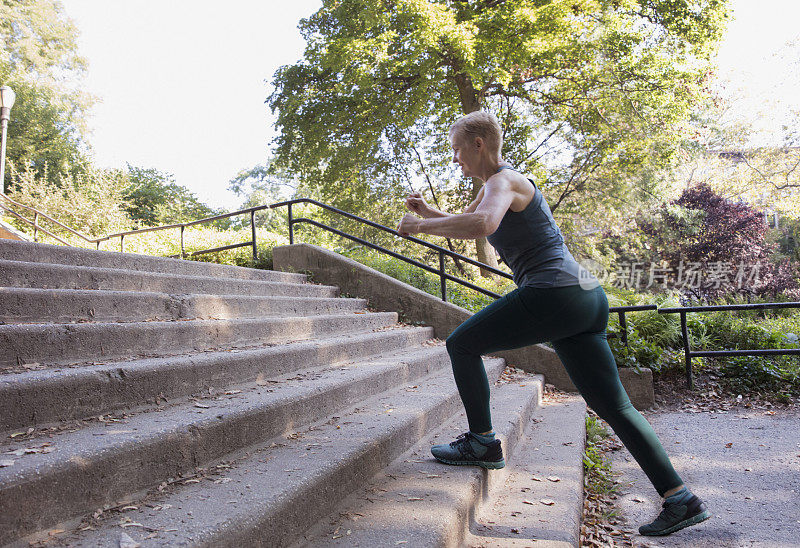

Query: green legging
left=445, top=284, right=683, bottom=496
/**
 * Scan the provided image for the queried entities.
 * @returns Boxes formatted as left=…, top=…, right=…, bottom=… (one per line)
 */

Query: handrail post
left=120, top=234, right=124, bottom=253
left=251, top=210, right=257, bottom=261
left=180, top=226, right=185, bottom=259
left=618, top=311, right=628, bottom=347
left=680, top=311, right=693, bottom=389
left=287, top=203, right=294, bottom=245
left=33, top=212, right=39, bottom=242
left=439, top=250, right=447, bottom=302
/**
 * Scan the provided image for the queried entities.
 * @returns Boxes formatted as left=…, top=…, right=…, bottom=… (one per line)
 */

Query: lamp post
left=0, top=85, right=16, bottom=192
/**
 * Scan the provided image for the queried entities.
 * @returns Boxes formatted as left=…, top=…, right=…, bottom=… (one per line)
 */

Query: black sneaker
left=430, top=432, right=505, bottom=469
left=639, top=490, right=711, bottom=536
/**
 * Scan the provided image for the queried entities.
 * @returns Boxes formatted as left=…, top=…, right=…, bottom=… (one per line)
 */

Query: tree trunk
left=453, top=71, right=499, bottom=278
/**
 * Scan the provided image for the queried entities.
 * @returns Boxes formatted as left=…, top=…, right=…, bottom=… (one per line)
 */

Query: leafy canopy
left=269, top=0, right=729, bottom=231
left=121, top=165, right=222, bottom=227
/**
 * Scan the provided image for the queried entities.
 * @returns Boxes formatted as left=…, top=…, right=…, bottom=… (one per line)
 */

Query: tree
left=638, top=183, right=799, bottom=300
left=121, top=165, right=222, bottom=227
left=0, top=0, right=93, bottom=190
left=227, top=162, right=298, bottom=231
left=269, top=0, right=729, bottom=272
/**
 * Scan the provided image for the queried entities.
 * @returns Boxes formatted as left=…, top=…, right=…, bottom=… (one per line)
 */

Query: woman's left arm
left=397, top=177, right=514, bottom=239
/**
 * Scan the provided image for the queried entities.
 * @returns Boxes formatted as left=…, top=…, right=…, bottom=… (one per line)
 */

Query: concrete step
left=0, top=287, right=368, bottom=324
left=0, top=259, right=336, bottom=298
left=1, top=345, right=472, bottom=545
left=0, top=238, right=306, bottom=283
left=29, top=358, right=506, bottom=548
left=0, top=312, right=398, bottom=371
left=295, top=369, right=545, bottom=547
left=0, top=326, right=435, bottom=432
left=462, top=394, right=586, bottom=547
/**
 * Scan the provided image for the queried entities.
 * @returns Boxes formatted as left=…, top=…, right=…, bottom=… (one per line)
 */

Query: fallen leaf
left=0, top=459, right=14, bottom=467
left=632, top=496, right=645, bottom=503
left=194, top=403, right=210, bottom=409
left=531, top=476, right=542, bottom=482
left=540, top=499, right=555, bottom=506
left=511, top=528, right=520, bottom=534
left=725, top=442, right=733, bottom=448
left=21, top=362, right=40, bottom=369
left=523, top=500, right=535, bottom=505
left=224, top=390, right=242, bottom=395
left=407, top=497, right=423, bottom=501
left=47, top=529, right=65, bottom=536
left=119, top=532, right=141, bottom=548
left=547, top=476, right=561, bottom=482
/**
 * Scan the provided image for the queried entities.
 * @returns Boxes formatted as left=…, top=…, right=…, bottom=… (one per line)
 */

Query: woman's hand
left=397, top=213, right=422, bottom=237
left=405, top=192, right=433, bottom=217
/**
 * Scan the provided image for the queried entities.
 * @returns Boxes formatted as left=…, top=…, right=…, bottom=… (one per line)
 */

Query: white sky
left=62, top=0, right=322, bottom=210
left=61, top=0, right=800, bottom=211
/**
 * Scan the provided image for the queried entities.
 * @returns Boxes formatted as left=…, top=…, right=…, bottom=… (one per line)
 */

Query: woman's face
left=450, top=132, right=479, bottom=177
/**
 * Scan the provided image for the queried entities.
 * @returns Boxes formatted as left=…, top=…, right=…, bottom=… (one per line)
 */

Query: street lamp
left=0, top=85, right=16, bottom=192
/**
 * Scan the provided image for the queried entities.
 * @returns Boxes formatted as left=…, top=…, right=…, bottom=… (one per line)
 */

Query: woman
left=396, top=111, right=710, bottom=536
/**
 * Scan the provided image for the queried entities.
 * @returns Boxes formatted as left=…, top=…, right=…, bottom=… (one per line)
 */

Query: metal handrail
left=271, top=198, right=513, bottom=278
left=658, top=302, right=800, bottom=389
left=0, top=192, right=94, bottom=244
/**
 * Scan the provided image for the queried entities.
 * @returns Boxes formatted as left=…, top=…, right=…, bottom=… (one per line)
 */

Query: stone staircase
left=0, top=238, right=585, bottom=547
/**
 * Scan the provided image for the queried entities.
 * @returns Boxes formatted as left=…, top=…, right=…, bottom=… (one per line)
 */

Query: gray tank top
left=486, top=168, right=597, bottom=289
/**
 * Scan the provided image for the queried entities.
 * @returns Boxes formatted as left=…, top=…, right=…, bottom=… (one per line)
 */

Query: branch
left=520, top=124, right=564, bottom=164
left=741, top=155, right=800, bottom=190
left=550, top=150, right=602, bottom=212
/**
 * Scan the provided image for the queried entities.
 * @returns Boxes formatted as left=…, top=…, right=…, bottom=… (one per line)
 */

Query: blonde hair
left=449, top=111, right=503, bottom=158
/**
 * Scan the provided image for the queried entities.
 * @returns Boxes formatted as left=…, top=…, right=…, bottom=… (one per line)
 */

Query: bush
left=5, top=163, right=131, bottom=240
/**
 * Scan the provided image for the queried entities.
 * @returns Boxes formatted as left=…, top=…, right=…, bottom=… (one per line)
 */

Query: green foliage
left=584, top=415, right=615, bottom=496
left=605, top=285, right=800, bottom=393
left=121, top=165, right=223, bottom=227
left=720, top=356, right=798, bottom=395
left=227, top=162, right=298, bottom=232
left=5, top=162, right=131, bottom=239
left=0, top=0, right=94, bottom=190
left=269, top=0, right=730, bottom=243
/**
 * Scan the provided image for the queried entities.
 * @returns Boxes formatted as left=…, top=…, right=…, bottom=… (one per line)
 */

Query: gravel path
left=608, top=407, right=800, bottom=547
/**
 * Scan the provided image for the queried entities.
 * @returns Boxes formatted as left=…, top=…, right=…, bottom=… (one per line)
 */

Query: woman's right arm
left=405, top=192, right=451, bottom=218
